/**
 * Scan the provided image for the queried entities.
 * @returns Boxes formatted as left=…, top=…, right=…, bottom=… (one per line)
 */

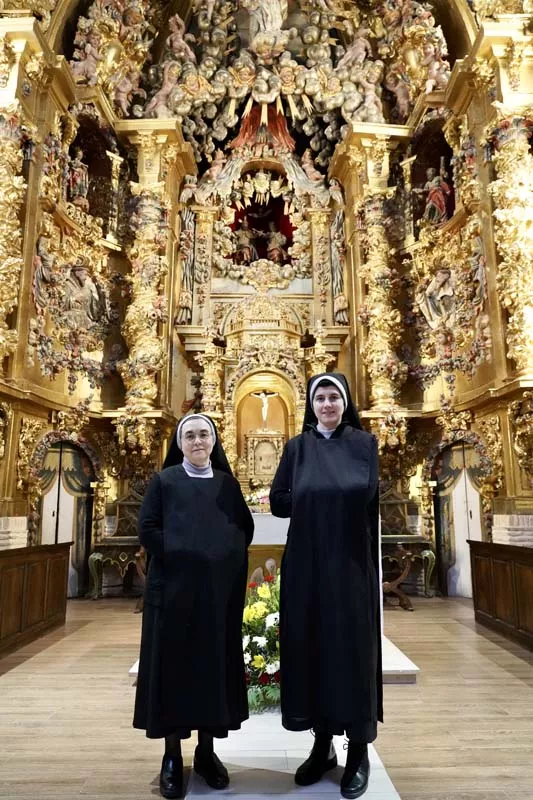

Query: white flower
left=242, top=635, right=250, bottom=651
left=265, top=660, right=280, bottom=675
left=252, top=636, right=267, bottom=648
left=244, top=652, right=251, bottom=664
left=265, top=612, right=279, bottom=629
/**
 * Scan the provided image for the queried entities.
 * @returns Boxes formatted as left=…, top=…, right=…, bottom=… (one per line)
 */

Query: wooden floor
left=0, top=597, right=532, bottom=800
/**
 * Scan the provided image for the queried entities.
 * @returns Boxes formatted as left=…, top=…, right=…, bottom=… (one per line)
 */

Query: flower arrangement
left=242, top=572, right=281, bottom=711
left=245, top=486, right=271, bottom=513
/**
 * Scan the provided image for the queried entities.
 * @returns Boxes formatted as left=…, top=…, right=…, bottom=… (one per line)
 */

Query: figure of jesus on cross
left=251, top=390, right=279, bottom=429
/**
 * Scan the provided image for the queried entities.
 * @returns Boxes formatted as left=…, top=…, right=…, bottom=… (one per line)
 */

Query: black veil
left=163, top=413, right=233, bottom=475
left=302, top=372, right=362, bottom=432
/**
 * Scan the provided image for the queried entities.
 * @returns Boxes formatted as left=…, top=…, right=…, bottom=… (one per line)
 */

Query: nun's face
left=180, top=419, right=215, bottom=467
left=312, top=385, right=344, bottom=430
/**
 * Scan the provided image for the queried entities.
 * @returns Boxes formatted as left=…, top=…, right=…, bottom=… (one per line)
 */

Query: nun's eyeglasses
left=183, top=431, right=212, bottom=442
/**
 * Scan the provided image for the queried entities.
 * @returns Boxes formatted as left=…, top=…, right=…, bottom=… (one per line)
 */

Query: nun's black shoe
left=159, top=754, right=184, bottom=799
left=340, top=743, right=370, bottom=799
left=294, top=736, right=337, bottom=786
left=193, top=747, right=230, bottom=790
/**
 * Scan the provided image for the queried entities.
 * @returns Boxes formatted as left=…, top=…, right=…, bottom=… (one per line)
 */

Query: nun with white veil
left=134, top=414, right=254, bottom=799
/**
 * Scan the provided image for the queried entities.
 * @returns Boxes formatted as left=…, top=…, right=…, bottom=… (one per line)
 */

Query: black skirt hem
left=133, top=714, right=249, bottom=740
left=281, top=713, right=378, bottom=743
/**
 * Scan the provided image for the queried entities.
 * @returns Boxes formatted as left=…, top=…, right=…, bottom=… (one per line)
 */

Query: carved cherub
left=166, top=13, right=197, bottom=63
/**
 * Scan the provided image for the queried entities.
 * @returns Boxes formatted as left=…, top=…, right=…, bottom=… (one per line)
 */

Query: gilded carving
left=0, top=401, right=12, bottom=460
left=70, top=0, right=151, bottom=116
left=120, top=184, right=169, bottom=409
left=0, top=0, right=58, bottom=30
left=487, top=113, right=533, bottom=371
left=509, top=392, right=533, bottom=480
left=0, top=105, right=33, bottom=363
left=359, top=188, right=406, bottom=408
left=17, top=417, right=48, bottom=492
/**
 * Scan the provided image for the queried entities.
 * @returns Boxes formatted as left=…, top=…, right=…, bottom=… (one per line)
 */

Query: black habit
left=133, top=427, right=254, bottom=740
left=269, top=374, right=383, bottom=741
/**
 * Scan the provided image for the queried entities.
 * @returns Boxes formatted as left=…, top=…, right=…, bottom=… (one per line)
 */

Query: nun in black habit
left=269, top=374, right=382, bottom=800
left=133, top=413, right=254, bottom=799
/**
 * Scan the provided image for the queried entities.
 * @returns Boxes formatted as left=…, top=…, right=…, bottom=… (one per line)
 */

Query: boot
left=340, top=741, right=370, bottom=799
left=159, top=734, right=183, bottom=799
left=193, top=731, right=229, bottom=790
left=294, top=732, right=337, bottom=786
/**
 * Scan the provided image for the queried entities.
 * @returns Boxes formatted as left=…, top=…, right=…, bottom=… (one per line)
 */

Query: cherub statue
left=145, top=61, right=181, bottom=118
left=166, top=13, right=197, bottom=63
left=301, top=148, right=323, bottom=181
left=337, top=25, right=372, bottom=70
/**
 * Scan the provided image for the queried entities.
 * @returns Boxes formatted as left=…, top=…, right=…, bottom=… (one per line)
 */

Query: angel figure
left=167, top=13, right=197, bottom=63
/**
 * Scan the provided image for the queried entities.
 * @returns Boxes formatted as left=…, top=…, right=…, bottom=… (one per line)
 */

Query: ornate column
left=0, top=103, right=28, bottom=363
left=487, top=114, right=533, bottom=374
left=120, top=180, right=169, bottom=410
left=308, top=209, right=331, bottom=324
left=195, top=338, right=224, bottom=422
left=105, top=149, right=123, bottom=243
left=359, top=139, right=406, bottom=409
left=115, top=122, right=193, bottom=413
left=192, top=207, right=217, bottom=326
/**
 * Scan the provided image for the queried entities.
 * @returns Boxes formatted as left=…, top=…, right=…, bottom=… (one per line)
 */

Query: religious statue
left=337, top=26, right=372, bottom=70
left=265, top=222, right=287, bottom=264
left=240, top=0, right=288, bottom=40
left=416, top=268, right=456, bottom=330
left=166, top=13, right=197, bottom=63
left=234, top=217, right=259, bottom=265
left=63, top=262, right=103, bottom=330
left=252, top=390, right=279, bottom=428
left=417, top=165, right=452, bottom=225
left=68, top=148, right=90, bottom=211
left=240, top=0, right=291, bottom=60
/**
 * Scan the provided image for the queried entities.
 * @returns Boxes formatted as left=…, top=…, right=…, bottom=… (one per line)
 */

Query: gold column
left=488, top=113, right=533, bottom=374
left=120, top=177, right=168, bottom=410
left=308, top=209, right=331, bottom=324
left=360, top=139, right=405, bottom=409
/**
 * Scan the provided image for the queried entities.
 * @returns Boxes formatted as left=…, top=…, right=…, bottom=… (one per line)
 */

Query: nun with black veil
left=269, top=373, right=382, bottom=800
left=133, top=413, right=254, bottom=799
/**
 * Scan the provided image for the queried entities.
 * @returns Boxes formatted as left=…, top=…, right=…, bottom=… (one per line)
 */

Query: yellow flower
left=243, top=605, right=255, bottom=624
left=252, top=654, right=265, bottom=669
left=257, top=584, right=271, bottom=600
left=251, top=601, right=268, bottom=618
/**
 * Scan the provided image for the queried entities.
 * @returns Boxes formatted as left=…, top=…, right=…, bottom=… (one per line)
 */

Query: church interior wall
left=1, top=0, right=533, bottom=608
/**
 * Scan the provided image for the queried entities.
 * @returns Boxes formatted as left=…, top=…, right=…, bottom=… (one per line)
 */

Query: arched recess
left=234, top=369, right=298, bottom=440
left=29, top=433, right=103, bottom=597
left=421, top=431, right=493, bottom=596
left=28, top=432, right=105, bottom=550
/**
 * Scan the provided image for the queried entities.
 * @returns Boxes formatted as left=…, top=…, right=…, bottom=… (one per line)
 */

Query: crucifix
left=251, top=390, right=279, bottom=428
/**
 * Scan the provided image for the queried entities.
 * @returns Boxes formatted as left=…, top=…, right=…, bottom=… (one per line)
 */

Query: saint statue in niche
left=234, top=217, right=259, bottom=265
left=416, top=268, right=456, bottom=330
left=63, top=262, right=103, bottom=330
left=417, top=164, right=452, bottom=225
left=265, top=221, right=287, bottom=264
left=68, top=148, right=90, bottom=211
left=252, top=390, right=279, bottom=428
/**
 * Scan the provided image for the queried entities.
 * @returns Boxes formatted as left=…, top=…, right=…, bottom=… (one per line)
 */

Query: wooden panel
left=492, top=558, right=515, bottom=625
left=515, top=562, right=533, bottom=635
left=24, top=560, right=47, bottom=628
left=0, top=544, right=71, bottom=657
left=472, top=554, right=492, bottom=615
left=0, top=565, right=25, bottom=640
left=469, top=541, right=533, bottom=651
left=45, top=554, right=68, bottom=620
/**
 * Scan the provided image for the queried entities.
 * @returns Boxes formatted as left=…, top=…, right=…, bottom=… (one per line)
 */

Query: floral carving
left=119, top=185, right=169, bottom=408
left=509, top=392, right=533, bottom=481
left=487, top=113, right=533, bottom=371
left=0, top=105, right=34, bottom=363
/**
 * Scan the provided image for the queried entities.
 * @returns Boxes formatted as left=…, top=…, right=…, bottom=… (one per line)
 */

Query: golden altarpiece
left=1, top=0, right=533, bottom=600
